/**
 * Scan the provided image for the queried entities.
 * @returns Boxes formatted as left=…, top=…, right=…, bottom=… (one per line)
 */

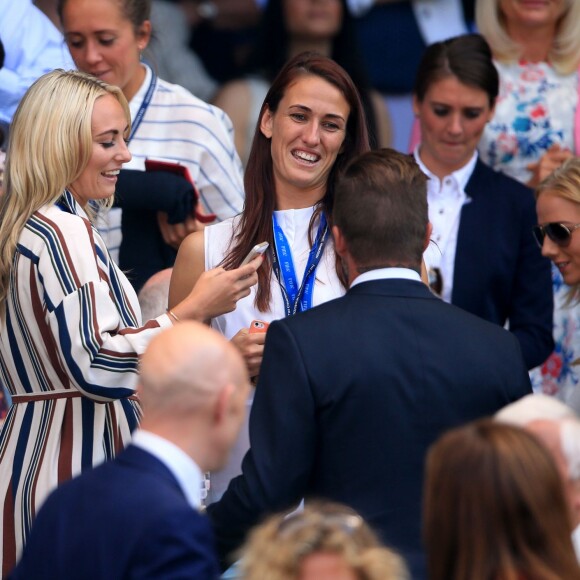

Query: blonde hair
left=240, top=501, right=409, bottom=580
left=536, top=156, right=580, bottom=303
left=476, top=0, right=580, bottom=74
left=0, top=69, right=130, bottom=308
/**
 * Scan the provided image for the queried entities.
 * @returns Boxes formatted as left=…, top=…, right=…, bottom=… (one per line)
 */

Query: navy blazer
left=207, top=278, right=532, bottom=579
left=10, top=445, right=218, bottom=580
left=452, top=159, right=553, bottom=369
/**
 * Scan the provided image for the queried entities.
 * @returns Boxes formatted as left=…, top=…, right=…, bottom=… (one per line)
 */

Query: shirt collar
left=59, top=190, right=90, bottom=219
left=131, top=429, right=203, bottom=510
left=414, top=146, right=478, bottom=192
left=351, top=267, right=422, bottom=288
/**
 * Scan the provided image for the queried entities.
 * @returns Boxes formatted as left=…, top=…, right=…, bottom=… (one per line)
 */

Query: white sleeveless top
left=204, top=205, right=345, bottom=339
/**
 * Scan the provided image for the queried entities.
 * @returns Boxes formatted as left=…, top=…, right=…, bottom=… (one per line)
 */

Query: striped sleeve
left=19, top=211, right=170, bottom=402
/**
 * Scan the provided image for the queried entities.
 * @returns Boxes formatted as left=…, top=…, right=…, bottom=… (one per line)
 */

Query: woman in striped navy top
left=0, top=69, right=259, bottom=576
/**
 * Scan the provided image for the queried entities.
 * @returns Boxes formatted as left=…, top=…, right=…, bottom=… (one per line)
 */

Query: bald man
left=496, top=395, right=580, bottom=560
left=10, top=322, right=250, bottom=580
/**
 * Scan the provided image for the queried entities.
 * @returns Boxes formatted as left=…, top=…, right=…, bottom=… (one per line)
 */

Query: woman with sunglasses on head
left=412, top=33, right=553, bottom=370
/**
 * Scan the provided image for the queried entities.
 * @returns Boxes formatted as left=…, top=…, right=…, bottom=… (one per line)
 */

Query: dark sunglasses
left=532, top=222, right=580, bottom=248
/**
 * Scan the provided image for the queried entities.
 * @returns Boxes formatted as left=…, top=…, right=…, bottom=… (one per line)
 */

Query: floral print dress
left=479, top=60, right=580, bottom=406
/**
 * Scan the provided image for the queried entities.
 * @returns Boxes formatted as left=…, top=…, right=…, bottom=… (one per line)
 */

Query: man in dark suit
left=207, top=149, right=532, bottom=579
left=10, top=322, right=250, bottom=580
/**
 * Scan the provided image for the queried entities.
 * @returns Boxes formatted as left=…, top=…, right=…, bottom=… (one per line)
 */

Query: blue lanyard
left=128, top=67, right=157, bottom=143
left=271, top=212, right=329, bottom=316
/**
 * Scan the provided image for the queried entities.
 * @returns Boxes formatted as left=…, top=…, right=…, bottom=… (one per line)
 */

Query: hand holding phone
left=249, top=320, right=270, bottom=334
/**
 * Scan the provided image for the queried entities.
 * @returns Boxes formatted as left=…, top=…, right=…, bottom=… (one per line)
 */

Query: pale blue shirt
left=131, top=429, right=203, bottom=510
left=0, top=0, right=74, bottom=126
left=351, top=267, right=422, bottom=287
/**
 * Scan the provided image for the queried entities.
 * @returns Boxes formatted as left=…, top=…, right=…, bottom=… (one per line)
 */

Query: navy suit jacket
left=10, top=445, right=218, bottom=580
left=207, top=278, right=532, bottom=579
left=452, top=159, right=553, bottom=369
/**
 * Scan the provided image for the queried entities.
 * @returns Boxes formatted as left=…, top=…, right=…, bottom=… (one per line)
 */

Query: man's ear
left=213, top=383, right=234, bottom=426
left=423, top=222, right=433, bottom=252
left=332, top=225, right=347, bottom=257
left=260, top=106, right=273, bottom=139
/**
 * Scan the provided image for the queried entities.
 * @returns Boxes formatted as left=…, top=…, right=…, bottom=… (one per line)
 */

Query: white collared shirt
left=414, top=148, right=477, bottom=303
left=131, top=429, right=203, bottom=510
left=351, top=267, right=422, bottom=288
left=573, top=525, right=580, bottom=562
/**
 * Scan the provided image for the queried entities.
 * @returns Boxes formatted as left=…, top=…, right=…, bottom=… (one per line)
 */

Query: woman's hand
left=526, top=145, right=573, bottom=188
left=172, top=256, right=262, bottom=322
left=157, top=212, right=204, bottom=249
left=231, top=326, right=267, bottom=378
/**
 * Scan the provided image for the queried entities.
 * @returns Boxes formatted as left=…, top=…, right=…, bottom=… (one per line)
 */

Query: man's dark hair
left=333, top=148, right=428, bottom=269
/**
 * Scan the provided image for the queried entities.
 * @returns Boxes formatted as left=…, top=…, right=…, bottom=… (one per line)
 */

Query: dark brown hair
left=58, top=0, right=151, bottom=30
left=424, top=419, right=580, bottom=580
left=414, top=33, right=499, bottom=108
left=333, top=148, right=428, bottom=269
left=222, top=51, right=370, bottom=312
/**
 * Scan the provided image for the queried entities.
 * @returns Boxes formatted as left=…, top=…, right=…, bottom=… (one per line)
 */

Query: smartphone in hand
left=249, top=320, right=270, bottom=334
left=241, top=242, right=269, bottom=266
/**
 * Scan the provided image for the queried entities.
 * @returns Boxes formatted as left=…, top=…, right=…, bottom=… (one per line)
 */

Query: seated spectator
left=424, top=419, right=580, bottom=580
left=10, top=321, right=251, bottom=579
left=240, top=502, right=409, bottom=580
left=213, top=0, right=391, bottom=166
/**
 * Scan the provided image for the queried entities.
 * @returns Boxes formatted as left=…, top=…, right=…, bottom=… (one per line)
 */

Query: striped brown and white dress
left=0, top=191, right=172, bottom=576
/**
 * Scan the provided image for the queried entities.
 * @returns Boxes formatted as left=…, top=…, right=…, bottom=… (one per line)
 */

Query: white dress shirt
left=351, top=267, right=422, bottom=288
left=131, top=429, right=203, bottom=510
left=414, top=148, right=477, bottom=303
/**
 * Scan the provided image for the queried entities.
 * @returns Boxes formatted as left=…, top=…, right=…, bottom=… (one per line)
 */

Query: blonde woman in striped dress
left=0, top=70, right=260, bottom=576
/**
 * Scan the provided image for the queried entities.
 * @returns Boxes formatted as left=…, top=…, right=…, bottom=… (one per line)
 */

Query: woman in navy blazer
left=411, top=34, right=553, bottom=370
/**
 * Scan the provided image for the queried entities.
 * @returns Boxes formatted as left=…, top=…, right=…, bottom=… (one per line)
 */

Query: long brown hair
left=221, top=51, right=370, bottom=312
left=424, top=419, right=580, bottom=580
